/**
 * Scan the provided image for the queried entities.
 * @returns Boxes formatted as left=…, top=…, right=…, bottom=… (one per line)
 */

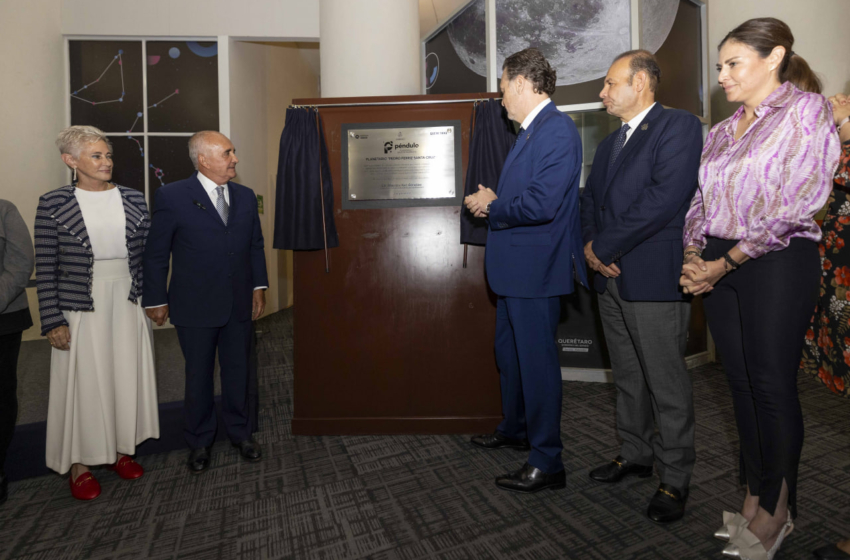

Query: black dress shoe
left=187, top=446, right=212, bottom=474
left=470, top=432, right=530, bottom=451
left=233, top=438, right=262, bottom=462
left=646, top=483, right=688, bottom=523
left=589, top=455, right=653, bottom=483
left=495, top=462, right=566, bottom=493
left=0, top=471, right=7, bottom=505
left=814, top=543, right=850, bottom=559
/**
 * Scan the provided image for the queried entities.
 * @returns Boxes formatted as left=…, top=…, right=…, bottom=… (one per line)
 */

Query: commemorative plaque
left=342, top=120, right=463, bottom=209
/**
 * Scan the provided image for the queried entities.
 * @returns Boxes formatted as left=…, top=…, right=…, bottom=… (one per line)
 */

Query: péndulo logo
left=384, top=141, right=394, bottom=154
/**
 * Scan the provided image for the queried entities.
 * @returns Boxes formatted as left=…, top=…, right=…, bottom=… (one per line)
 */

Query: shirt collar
left=624, top=102, right=656, bottom=131
left=520, top=98, right=552, bottom=131
left=196, top=171, right=226, bottom=195
left=726, top=81, right=798, bottom=136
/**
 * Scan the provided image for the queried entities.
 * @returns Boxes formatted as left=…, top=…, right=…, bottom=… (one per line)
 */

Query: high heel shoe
left=721, top=511, right=793, bottom=560
left=715, top=511, right=750, bottom=541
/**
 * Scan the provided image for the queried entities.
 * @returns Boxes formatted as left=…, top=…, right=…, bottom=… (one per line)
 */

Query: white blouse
left=74, top=186, right=129, bottom=260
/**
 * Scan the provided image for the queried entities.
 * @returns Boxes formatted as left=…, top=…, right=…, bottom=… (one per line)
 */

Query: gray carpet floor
left=1, top=307, right=848, bottom=559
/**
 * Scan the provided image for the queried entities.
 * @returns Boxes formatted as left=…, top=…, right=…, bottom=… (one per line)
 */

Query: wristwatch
left=485, top=202, right=492, bottom=214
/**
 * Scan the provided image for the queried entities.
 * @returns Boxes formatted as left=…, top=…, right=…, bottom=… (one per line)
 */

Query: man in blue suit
left=465, top=48, right=586, bottom=493
left=143, top=131, right=268, bottom=474
left=580, top=51, right=702, bottom=522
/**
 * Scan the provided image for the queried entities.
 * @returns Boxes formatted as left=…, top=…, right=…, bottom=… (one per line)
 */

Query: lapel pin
left=641, top=123, right=649, bottom=131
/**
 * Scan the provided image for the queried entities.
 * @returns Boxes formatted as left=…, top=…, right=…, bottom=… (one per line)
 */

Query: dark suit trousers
left=0, top=331, right=22, bottom=469
left=702, top=237, right=819, bottom=519
left=175, top=316, right=253, bottom=449
left=598, top=278, right=695, bottom=490
left=495, top=295, right=564, bottom=474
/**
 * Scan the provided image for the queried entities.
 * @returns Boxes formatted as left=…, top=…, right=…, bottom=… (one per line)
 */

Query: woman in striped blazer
left=35, top=126, right=159, bottom=500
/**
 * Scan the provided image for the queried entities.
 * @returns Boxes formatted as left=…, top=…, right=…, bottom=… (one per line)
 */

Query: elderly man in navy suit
left=465, top=48, right=586, bottom=493
left=581, top=50, right=702, bottom=523
left=143, top=131, right=268, bottom=474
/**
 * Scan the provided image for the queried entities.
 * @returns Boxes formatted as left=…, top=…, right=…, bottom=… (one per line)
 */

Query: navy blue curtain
left=460, top=99, right=517, bottom=246
left=273, top=108, right=339, bottom=251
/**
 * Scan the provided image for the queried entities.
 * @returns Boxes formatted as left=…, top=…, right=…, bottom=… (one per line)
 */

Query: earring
left=72, top=168, right=77, bottom=183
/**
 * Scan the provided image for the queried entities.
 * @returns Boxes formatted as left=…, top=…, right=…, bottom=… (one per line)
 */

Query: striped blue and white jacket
left=34, top=185, right=149, bottom=335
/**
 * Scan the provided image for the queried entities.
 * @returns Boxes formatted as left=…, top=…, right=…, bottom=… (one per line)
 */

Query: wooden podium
left=290, top=93, right=503, bottom=435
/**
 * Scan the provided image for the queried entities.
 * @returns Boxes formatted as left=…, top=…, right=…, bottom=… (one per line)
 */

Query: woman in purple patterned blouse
left=679, top=18, right=840, bottom=560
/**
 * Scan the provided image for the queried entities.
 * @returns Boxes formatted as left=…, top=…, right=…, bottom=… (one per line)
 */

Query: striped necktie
left=609, top=123, right=630, bottom=170
left=215, top=185, right=229, bottom=225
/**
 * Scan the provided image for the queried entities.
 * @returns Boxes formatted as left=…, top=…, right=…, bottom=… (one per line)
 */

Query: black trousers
left=175, top=316, right=253, bottom=449
left=702, top=237, right=819, bottom=518
left=0, top=331, right=22, bottom=470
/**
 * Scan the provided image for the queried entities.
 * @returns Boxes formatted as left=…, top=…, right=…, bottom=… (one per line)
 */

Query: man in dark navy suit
left=465, top=48, right=586, bottom=493
left=580, top=50, right=702, bottom=522
left=143, top=131, right=268, bottom=473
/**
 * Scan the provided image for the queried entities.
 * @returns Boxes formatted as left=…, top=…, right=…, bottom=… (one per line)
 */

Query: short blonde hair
left=55, top=125, right=112, bottom=158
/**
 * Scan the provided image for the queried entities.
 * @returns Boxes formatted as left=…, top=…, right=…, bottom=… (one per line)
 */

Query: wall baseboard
left=562, top=352, right=714, bottom=383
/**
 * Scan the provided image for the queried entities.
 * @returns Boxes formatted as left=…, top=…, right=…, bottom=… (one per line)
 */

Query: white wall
left=61, top=0, right=319, bottom=40
left=0, top=1, right=67, bottom=341
left=230, top=41, right=320, bottom=313
left=320, top=0, right=421, bottom=97
left=708, top=0, right=850, bottom=124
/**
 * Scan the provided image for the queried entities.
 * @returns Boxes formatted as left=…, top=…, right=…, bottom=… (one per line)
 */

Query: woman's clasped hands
left=679, top=252, right=728, bottom=295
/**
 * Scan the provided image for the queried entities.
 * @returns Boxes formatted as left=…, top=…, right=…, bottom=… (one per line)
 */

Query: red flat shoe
left=107, top=456, right=144, bottom=480
left=69, top=472, right=101, bottom=500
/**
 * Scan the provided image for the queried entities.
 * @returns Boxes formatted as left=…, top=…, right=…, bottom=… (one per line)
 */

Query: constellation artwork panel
left=146, top=41, right=219, bottom=133
left=147, top=136, right=199, bottom=210
left=69, top=41, right=143, bottom=133
left=103, top=136, right=145, bottom=194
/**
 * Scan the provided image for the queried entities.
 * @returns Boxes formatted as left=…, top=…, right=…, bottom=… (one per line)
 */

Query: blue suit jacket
left=485, top=102, right=587, bottom=297
left=142, top=174, right=269, bottom=327
left=580, top=103, right=702, bottom=301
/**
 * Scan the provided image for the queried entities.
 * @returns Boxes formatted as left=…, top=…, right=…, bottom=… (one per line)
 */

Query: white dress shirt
left=623, top=102, right=656, bottom=145
left=197, top=171, right=230, bottom=206
left=520, top=98, right=552, bottom=131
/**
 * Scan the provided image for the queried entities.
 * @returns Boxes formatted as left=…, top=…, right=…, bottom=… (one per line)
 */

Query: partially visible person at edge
left=0, top=200, right=35, bottom=506
left=679, top=17, right=840, bottom=560
left=801, top=91, right=850, bottom=560
left=34, top=126, right=159, bottom=501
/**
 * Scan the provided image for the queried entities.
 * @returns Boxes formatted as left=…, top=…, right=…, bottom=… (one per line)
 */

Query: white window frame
left=63, top=35, right=231, bottom=204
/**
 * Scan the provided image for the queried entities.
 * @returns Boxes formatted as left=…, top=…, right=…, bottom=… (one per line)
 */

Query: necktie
left=215, top=185, right=229, bottom=225
left=609, top=123, right=630, bottom=170
left=513, top=127, right=525, bottom=148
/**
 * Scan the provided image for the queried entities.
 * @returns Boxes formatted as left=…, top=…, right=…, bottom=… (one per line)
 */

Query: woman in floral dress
left=801, top=93, right=850, bottom=400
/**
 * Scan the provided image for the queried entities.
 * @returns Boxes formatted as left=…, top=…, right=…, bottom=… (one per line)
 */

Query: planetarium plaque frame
left=341, top=120, right=463, bottom=210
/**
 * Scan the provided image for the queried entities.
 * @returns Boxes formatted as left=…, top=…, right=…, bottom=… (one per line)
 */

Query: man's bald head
left=189, top=131, right=230, bottom=170
left=189, top=131, right=239, bottom=184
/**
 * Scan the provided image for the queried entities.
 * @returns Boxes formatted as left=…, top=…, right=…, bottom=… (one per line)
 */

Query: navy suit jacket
left=486, top=102, right=587, bottom=298
left=142, top=174, right=269, bottom=327
left=580, top=103, right=702, bottom=301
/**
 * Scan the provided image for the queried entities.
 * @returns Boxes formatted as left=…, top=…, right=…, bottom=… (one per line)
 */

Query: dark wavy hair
left=720, top=17, right=822, bottom=94
left=502, top=48, right=557, bottom=96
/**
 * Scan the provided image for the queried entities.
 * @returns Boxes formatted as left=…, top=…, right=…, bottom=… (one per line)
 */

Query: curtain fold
left=273, top=108, right=339, bottom=251
left=460, top=99, right=517, bottom=246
